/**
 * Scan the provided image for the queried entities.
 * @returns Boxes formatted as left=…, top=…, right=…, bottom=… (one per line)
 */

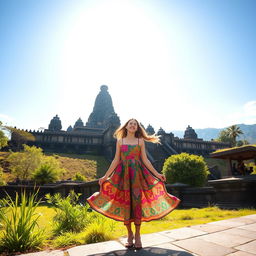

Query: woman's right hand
left=99, top=175, right=108, bottom=186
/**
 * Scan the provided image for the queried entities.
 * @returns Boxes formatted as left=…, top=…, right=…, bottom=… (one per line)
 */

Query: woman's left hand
left=157, top=173, right=166, bottom=182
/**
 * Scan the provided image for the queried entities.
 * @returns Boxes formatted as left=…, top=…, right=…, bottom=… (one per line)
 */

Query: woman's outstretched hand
left=156, top=173, right=166, bottom=182
left=99, top=175, right=108, bottom=186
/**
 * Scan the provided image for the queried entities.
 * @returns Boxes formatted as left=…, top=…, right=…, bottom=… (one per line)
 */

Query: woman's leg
left=134, top=223, right=142, bottom=249
left=124, top=223, right=134, bottom=247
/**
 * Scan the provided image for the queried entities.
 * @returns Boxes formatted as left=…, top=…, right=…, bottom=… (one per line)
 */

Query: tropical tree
left=7, top=145, right=43, bottom=181
left=216, top=129, right=233, bottom=145
left=0, top=121, right=8, bottom=149
left=216, top=125, right=244, bottom=147
left=226, top=125, right=244, bottom=147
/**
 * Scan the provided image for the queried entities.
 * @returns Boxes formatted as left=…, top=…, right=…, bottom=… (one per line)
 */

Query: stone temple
left=21, top=85, right=229, bottom=170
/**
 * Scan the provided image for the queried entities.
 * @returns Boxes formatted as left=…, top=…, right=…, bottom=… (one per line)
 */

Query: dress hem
left=87, top=196, right=181, bottom=224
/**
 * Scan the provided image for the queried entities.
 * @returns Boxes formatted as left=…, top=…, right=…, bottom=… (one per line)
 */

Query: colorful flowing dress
left=87, top=142, right=180, bottom=225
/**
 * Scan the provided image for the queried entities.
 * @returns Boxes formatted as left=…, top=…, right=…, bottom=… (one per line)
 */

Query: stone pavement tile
left=119, top=232, right=174, bottom=247
left=114, top=243, right=197, bottom=256
left=225, top=217, right=256, bottom=225
left=199, top=232, right=253, bottom=247
left=237, top=223, right=256, bottom=231
left=190, top=223, right=229, bottom=233
left=152, top=243, right=199, bottom=255
left=67, top=241, right=124, bottom=256
left=173, top=237, right=235, bottom=256
left=140, top=233, right=176, bottom=247
left=20, top=250, right=64, bottom=256
left=240, top=215, right=256, bottom=221
left=235, top=240, right=256, bottom=255
left=159, top=227, right=207, bottom=240
left=226, top=251, right=256, bottom=256
left=208, top=219, right=245, bottom=228
left=83, top=253, right=116, bottom=256
left=221, top=228, right=256, bottom=239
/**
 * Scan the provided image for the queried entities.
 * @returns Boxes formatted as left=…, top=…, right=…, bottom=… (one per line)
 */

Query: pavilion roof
left=210, top=145, right=256, bottom=160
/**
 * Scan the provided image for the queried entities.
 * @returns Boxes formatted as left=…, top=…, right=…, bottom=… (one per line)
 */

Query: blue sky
left=0, top=0, right=255, bottom=133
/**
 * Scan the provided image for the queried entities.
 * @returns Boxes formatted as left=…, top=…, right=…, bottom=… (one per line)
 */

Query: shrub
left=84, top=214, right=114, bottom=244
left=0, top=191, right=44, bottom=253
left=32, top=155, right=66, bottom=184
left=84, top=226, right=112, bottom=244
left=162, top=153, right=209, bottom=187
left=32, top=164, right=60, bottom=185
left=7, top=145, right=43, bottom=181
left=54, top=232, right=82, bottom=247
left=0, top=125, right=8, bottom=149
left=0, top=167, right=6, bottom=186
left=72, top=172, right=87, bottom=182
left=45, top=191, right=90, bottom=233
left=245, top=162, right=256, bottom=174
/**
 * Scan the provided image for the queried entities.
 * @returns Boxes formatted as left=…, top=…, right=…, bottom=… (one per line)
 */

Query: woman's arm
left=140, top=139, right=166, bottom=182
left=99, top=140, right=121, bottom=185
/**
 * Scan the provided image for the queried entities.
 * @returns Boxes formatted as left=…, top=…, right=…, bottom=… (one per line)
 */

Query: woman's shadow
left=88, top=246, right=194, bottom=255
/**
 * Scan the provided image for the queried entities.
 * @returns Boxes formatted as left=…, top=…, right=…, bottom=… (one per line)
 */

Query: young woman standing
left=87, top=119, right=180, bottom=250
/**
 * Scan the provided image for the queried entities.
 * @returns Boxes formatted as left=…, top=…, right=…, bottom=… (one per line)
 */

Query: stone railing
left=0, top=175, right=255, bottom=208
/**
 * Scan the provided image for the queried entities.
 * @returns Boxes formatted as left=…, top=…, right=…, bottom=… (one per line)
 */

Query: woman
left=87, top=118, right=180, bottom=250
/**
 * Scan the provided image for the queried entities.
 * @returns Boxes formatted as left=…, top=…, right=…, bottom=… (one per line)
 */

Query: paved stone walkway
left=21, top=214, right=256, bottom=256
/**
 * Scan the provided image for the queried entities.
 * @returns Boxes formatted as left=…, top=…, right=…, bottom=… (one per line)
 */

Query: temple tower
left=184, top=125, right=198, bottom=140
left=48, top=115, right=62, bottom=131
left=74, top=118, right=84, bottom=128
left=86, top=85, right=120, bottom=129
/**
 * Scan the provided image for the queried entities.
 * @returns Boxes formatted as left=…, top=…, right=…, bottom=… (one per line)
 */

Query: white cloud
left=227, top=101, right=256, bottom=125
left=243, top=101, right=256, bottom=117
left=0, top=114, right=15, bottom=125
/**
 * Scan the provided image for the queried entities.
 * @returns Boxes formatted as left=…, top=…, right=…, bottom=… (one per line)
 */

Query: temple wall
left=11, top=127, right=230, bottom=169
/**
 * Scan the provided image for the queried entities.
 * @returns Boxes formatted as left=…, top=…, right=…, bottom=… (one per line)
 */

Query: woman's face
left=126, top=119, right=138, bottom=133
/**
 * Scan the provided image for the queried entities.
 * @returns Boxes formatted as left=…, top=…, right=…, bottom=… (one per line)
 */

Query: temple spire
left=86, top=85, right=119, bottom=128
left=48, top=115, right=62, bottom=131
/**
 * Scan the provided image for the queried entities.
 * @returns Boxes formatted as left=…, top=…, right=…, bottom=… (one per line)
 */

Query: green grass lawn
left=34, top=205, right=256, bottom=249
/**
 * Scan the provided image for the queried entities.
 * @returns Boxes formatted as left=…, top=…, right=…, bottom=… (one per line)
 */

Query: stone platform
left=21, top=214, right=256, bottom=256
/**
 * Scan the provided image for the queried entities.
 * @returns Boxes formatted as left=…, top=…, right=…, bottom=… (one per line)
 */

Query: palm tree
left=226, top=125, right=244, bottom=147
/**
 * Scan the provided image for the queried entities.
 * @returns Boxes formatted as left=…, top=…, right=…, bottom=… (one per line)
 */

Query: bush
left=54, top=232, right=82, bottom=247
left=32, top=164, right=60, bottom=185
left=45, top=191, right=90, bottom=233
left=0, top=191, right=44, bottom=253
left=0, top=127, right=8, bottom=149
left=33, top=156, right=66, bottom=184
left=7, top=145, right=43, bottom=181
left=84, top=214, right=114, bottom=244
left=162, top=153, right=209, bottom=187
left=72, top=172, right=87, bottom=182
left=84, top=226, right=112, bottom=244
left=245, top=162, right=256, bottom=174
left=0, top=167, right=6, bottom=186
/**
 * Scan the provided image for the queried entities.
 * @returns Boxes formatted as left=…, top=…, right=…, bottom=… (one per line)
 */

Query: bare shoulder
left=138, top=138, right=145, bottom=146
left=117, top=139, right=122, bottom=146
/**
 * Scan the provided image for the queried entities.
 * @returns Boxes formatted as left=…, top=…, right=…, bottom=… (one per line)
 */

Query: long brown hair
left=114, top=118, right=160, bottom=143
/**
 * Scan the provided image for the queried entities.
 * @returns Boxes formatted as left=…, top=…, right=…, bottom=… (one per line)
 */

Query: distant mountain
left=171, top=124, right=256, bottom=144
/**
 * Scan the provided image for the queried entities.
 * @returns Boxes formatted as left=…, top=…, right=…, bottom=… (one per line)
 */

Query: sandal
left=124, top=233, right=134, bottom=249
left=134, top=235, right=142, bottom=250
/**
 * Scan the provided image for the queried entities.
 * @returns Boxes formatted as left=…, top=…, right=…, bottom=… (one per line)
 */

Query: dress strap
left=122, top=138, right=123, bottom=145
left=138, top=137, right=139, bottom=145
